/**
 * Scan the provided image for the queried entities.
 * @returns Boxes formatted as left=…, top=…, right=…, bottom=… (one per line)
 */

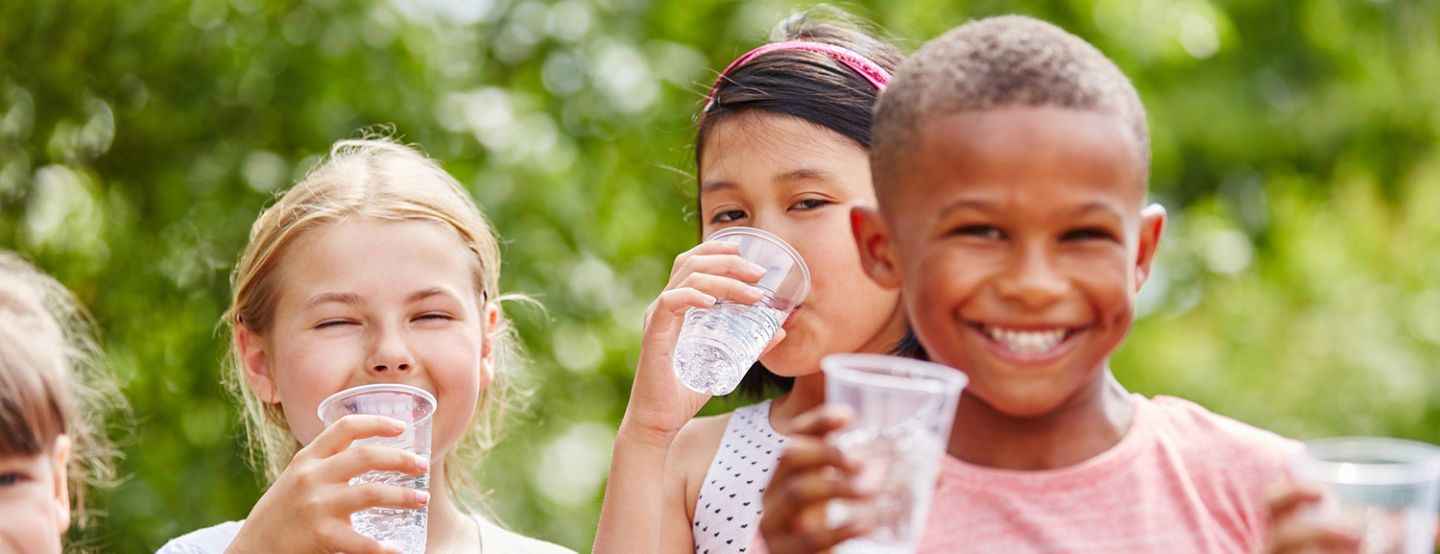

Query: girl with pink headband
left=594, top=9, right=912, bottom=553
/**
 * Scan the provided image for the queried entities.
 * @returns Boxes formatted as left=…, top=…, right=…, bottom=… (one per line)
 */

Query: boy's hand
left=1262, top=481, right=1361, bottom=554
left=759, top=405, right=874, bottom=554
left=225, top=415, right=430, bottom=554
left=623, top=240, right=778, bottom=445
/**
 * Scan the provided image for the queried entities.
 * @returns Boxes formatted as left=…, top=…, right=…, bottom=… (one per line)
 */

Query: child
left=758, top=16, right=1311, bottom=553
left=159, top=138, right=573, bottom=553
left=0, top=251, right=121, bottom=554
left=593, top=10, right=919, bottom=553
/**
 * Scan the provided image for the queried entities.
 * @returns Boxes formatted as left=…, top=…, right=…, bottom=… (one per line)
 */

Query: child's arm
left=224, top=415, right=429, bottom=554
left=758, top=406, right=873, bottom=554
left=1261, top=482, right=1361, bottom=554
left=594, top=241, right=771, bottom=554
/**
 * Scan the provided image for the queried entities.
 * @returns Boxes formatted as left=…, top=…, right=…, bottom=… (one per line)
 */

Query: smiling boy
left=758, top=15, right=1302, bottom=553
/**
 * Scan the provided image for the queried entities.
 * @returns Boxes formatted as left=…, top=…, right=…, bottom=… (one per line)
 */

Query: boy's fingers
left=327, top=445, right=428, bottom=480
left=790, top=405, right=853, bottom=438
left=1266, top=519, right=1361, bottom=554
left=1266, top=482, right=1326, bottom=522
left=305, top=415, right=404, bottom=458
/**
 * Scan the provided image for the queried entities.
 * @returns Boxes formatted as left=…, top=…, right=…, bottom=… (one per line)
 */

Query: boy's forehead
left=880, top=106, right=1147, bottom=213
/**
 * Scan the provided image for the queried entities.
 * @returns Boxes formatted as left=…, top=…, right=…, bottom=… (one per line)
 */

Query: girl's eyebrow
left=304, top=292, right=361, bottom=309
left=407, top=287, right=457, bottom=303
left=774, top=167, right=835, bottom=184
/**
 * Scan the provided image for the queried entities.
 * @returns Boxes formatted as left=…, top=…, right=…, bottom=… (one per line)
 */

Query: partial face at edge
left=861, top=106, right=1163, bottom=417
left=0, top=435, right=71, bottom=554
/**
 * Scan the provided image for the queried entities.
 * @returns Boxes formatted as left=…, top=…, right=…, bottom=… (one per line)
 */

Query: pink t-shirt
left=917, top=394, right=1300, bottom=553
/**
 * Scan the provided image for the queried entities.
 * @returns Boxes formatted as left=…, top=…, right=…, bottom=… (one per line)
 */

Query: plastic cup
left=1295, top=437, right=1440, bottom=554
left=672, top=226, right=810, bottom=395
left=822, top=354, right=968, bottom=554
left=317, top=384, right=437, bottom=554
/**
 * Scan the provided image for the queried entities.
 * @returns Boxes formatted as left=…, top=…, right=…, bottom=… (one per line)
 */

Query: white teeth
left=985, top=327, right=1068, bottom=354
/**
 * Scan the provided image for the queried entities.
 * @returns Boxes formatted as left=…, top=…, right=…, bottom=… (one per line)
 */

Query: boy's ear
left=851, top=206, right=902, bottom=290
left=1134, top=203, right=1167, bottom=292
left=50, top=434, right=71, bottom=532
left=236, top=323, right=280, bottom=404
left=479, top=301, right=500, bottom=390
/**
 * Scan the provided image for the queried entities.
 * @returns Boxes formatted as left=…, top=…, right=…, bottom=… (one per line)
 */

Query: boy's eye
left=790, top=198, right=831, bottom=211
left=1061, top=227, right=1118, bottom=242
left=951, top=225, right=1005, bottom=240
left=710, top=210, right=747, bottom=224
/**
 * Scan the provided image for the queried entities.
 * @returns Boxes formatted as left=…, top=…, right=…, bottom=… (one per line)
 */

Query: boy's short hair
left=872, top=15, right=1149, bottom=192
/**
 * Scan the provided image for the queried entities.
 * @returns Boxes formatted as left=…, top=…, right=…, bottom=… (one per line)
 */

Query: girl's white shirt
left=155, top=515, right=575, bottom=554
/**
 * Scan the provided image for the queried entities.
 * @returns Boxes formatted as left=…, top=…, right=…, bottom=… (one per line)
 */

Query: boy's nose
left=995, top=248, right=1067, bottom=307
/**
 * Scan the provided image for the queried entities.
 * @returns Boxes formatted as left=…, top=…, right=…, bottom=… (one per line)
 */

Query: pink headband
left=702, top=40, right=891, bottom=114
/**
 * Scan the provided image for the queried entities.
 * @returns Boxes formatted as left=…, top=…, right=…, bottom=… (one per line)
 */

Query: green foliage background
left=2, top=0, right=1437, bottom=551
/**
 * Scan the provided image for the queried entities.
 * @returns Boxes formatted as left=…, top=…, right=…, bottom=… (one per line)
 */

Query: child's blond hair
left=221, top=136, right=527, bottom=505
left=0, top=251, right=121, bottom=531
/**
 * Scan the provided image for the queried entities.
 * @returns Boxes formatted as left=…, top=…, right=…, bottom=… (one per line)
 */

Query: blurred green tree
left=1, top=0, right=1436, bottom=552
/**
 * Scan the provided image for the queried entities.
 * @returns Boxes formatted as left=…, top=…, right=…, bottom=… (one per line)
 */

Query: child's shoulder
left=155, top=520, right=243, bottom=554
left=1145, top=394, right=1303, bottom=471
left=475, top=515, right=577, bottom=553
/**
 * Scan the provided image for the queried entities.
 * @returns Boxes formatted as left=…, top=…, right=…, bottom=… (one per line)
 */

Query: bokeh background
left=3, top=0, right=1438, bottom=551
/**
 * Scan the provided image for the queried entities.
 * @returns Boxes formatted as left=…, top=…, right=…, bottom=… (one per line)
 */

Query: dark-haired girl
left=595, top=10, right=915, bottom=553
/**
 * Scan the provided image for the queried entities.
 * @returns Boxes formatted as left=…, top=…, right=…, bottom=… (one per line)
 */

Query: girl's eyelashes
left=314, top=319, right=356, bottom=330
left=710, top=209, right=747, bottom=224
left=790, top=198, right=831, bottom=211
left=414, top=312, right=455, bottom=322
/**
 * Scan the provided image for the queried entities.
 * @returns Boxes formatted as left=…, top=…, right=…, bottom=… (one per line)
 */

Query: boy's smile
left=859, top=106, right=1164, bottom=419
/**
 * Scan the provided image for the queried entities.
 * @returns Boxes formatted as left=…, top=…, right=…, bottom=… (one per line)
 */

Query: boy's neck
left=947, top=370, right=1135, bottom=471
left=423, top=458, right=481, bottom=553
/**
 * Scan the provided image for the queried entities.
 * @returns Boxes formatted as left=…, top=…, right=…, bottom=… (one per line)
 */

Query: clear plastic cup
left=822, top=354, right=968, bottom=554
left=672, top=226, right=810, bottom=395
left=1295, top=437, right=1440, bottom=554
left=317, top=384, right=436, bottom=554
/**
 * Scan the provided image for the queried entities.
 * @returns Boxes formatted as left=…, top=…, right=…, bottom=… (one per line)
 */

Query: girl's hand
left=759, top=406, right=873, bottom=554
left=226, top=415, right=430, bottom=554
left=621, top=240, right=781, bottom=445
left=1262, top=481, right=1361, bottom=554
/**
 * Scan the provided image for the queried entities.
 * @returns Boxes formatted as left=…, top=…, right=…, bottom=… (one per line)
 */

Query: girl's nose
left=367, top=328, right=415, bottom=374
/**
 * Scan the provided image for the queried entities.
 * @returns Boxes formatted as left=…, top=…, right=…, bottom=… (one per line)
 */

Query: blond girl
left=160, top=138, right=572, bottom=554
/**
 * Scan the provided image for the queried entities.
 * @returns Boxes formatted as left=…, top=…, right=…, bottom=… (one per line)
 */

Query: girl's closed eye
left=413, top=312, right=456, bottom=324
left=314, top=319, right=357, bottom=330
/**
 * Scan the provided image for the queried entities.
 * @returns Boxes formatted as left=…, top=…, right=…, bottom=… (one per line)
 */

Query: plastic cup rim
left=705, top=226, right=811, bottom=306
left=1298, top=436, right=1440, bottom=486
left=821, top=353, right=969, bottom=394
left=316, top=383, right=438, bottom=427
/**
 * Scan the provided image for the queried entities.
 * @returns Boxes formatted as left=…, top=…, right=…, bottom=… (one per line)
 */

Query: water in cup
left=821, top=354, right=967, bottom=554
left=317, top=384, right=436, bottom=554
left=674, top=300, right=787, bottom=395
left=828, top=425, right=946, bottom=553
left=1296, top=437, right=1440, bottom=554
left=672, top=227, right=809, bottom=396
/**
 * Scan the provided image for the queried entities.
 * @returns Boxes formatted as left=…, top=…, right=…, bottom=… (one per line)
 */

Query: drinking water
left=828, top=426, right=945, bottom=554
left=349, top=428, right=428, bottom=554
left=673, top=300, right=787, bottom=395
